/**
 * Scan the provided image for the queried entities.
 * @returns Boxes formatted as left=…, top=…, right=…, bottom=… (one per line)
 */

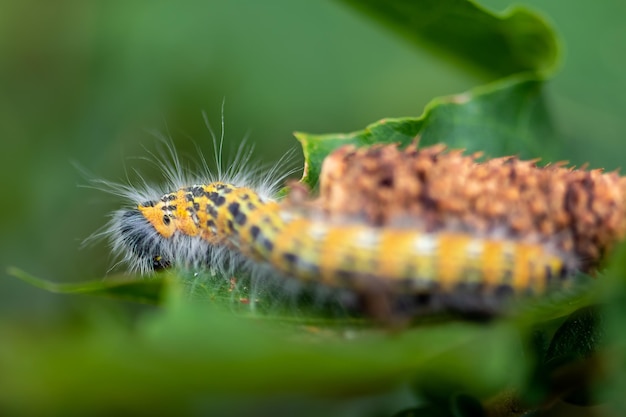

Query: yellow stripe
left=481, top=240, right=505, bottom=287
left=318, top=225, right=355, bottom=284
left=437, top=233, right=473, bottom=289
left=512, top=243, right=534, bottom=291
left=378, top=230, right=413, bottom=280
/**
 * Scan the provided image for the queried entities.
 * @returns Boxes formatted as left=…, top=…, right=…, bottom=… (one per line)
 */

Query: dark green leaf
left=545, top=306, right=605, bottom=362
left=340, top=0, right=561, bottom=79
left=297, top=75, right=558, bottom=189
left=391, top=405, right=449, bottom=417
left=451, top=394, right=485, bottom=417
left=601, top=242, right=626, bottom=412
left=541, top=307, right=606, bottom=406
left=7, top=267, right=165, bottom=305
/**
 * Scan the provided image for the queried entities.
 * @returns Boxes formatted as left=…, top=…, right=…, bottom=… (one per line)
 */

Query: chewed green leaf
left=341, top=0, right=561, bottom=78
left=295, top=118, right=423, bottom=189
left=7, top=267, right=165, bottom=304
left=297, top=75, right=558, bottom=189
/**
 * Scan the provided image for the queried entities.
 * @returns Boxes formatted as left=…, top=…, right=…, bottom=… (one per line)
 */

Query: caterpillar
left=95, top=134, right=592, bottom=319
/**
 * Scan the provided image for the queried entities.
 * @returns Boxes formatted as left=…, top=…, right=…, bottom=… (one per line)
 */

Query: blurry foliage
left=1, top=0, right=626, bottom=416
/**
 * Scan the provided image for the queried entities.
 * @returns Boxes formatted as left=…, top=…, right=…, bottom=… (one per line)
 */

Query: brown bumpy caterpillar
left=317, top=143, right=626, bottom=273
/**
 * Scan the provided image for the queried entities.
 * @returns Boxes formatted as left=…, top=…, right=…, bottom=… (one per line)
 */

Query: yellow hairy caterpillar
left=96, top=135, right=585, bottom=318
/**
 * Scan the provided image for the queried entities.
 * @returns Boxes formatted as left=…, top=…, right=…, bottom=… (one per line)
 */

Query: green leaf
left=541, top=306, right=605, bottom=406
left=601, top=242, right=626, bottom=412
left=545, top=306, right=605, bottom=362
left=296, top=74, right=558, bottom=189
left=340, top=0, right=561, bottom=79
left=7, top=267, right=165, bottom=305
left=0, top=298, right=522, bottom=415
left=513, top=276, right=599, bottom=327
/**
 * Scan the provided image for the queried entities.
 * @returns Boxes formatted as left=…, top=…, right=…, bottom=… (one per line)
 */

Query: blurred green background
left=0, top=0, right=624, bottom=322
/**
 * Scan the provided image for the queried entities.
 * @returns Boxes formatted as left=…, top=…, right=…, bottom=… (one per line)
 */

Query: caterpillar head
left=138, top=199, right=178, bottom=238
left=113, top=208, right=172, bottom=273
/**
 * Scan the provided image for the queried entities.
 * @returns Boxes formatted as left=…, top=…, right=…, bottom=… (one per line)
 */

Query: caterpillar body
left=128, top=181, right=570, bottom=290
left=107, top=172, right=573, bottom=318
